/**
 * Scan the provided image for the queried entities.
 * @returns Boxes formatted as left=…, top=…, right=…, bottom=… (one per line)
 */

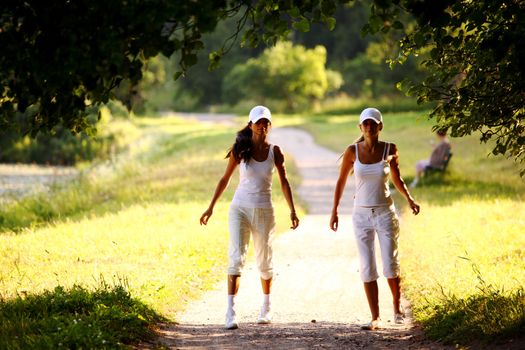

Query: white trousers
left=227, top=205, right=275, bottom=280
left=352, top=205, right=400, bottom=282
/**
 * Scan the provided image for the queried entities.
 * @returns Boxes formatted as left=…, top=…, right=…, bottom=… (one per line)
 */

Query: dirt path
left=141, top=118, right=450, bottom=349
left=0, top=164, right=77, bottom=201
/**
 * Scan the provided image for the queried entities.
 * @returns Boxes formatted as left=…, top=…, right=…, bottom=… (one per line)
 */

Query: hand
left=290, top=212, right=299, bottom=229
left=330, top=212, right=338, bottom=231
left=200, top=208, right=213, bottom=225
left=409, top=199, right=420, bottom=215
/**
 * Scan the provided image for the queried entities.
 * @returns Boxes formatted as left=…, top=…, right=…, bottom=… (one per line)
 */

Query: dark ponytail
left=226, top=124, right=253, bottom=163
left=337, top=134, right=364, bottom=174
left=349, top=134, right=365, bottom=174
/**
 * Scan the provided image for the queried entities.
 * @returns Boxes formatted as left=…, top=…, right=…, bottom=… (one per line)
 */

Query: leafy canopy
left=365, top=0, right=525, bottom=174
left=0, top=0, right=339, bottom=135
left=1, top=0, right=524, bottom=173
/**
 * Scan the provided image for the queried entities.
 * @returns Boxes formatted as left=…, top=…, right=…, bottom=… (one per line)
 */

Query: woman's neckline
left=356, top=142, right=386, bottom=165
left=251, top=144, right=271, bottom=162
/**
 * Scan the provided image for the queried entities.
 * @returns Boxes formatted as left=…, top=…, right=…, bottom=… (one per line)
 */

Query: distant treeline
left=0, top=106, right=133, bottom=166
left=131, top=1, right=426, bottom=114
left=0, top=2, right=427, bottom=166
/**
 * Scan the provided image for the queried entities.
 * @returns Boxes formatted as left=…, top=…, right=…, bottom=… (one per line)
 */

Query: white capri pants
left=227, top=205, right=275, bottom=280
left=352, top=205, right=400, bottom=282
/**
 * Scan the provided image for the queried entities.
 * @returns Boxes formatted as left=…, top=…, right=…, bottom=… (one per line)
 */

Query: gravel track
left=139, top=120, right=452, bottom=350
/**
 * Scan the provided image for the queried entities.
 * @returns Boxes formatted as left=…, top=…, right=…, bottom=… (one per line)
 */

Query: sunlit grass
left=318, top=95, right=432, bottom=115
left=400, top=199, right=525, bottom=297
left=0, top=115, right=302, bottom=331
left=399, top=198, right=525, bottom=344
left=1, top=202, right=225, bottom=313
left=291, top=110, right=525, bottom=191
left=2, top=110, right=523, bottom=346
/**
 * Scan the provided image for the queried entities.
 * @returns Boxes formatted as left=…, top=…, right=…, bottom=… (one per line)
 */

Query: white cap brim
left=248, top=105, right=272, bottom=124
left=359, top=107, right=383, bottom=124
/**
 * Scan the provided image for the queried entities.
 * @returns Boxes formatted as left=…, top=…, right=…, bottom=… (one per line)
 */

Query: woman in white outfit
left=200, top=105, right=299, bottom=330
left=330, top=107, right=420, bottom=330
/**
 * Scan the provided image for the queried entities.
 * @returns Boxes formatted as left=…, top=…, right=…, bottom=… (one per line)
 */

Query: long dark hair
left=338, top=134, right=365, bottom=174
left=226, top=123, right=253, bottom=163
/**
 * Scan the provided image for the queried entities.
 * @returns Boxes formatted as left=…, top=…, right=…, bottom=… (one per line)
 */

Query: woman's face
left=359, top=119, right=382, bottom=137
left=251, top=118, right=271, bottom=136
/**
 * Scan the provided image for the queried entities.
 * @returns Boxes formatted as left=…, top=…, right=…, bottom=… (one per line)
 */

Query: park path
left=142, top=115, right=450, bottom=349
left=0, top=164, right=77, bottom=201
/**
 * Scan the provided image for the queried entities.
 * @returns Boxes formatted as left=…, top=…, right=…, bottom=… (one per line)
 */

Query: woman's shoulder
left=271, top=144, right=284, bottom=162
left=342, top=144, right=357, bottom=162
left=347, top=143, right=359, bottom=153
left=383, top=141, right=398, bottom=155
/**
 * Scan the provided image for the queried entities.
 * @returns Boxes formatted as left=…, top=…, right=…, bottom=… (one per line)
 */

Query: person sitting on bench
left=410, top=130, right=451, bottom=187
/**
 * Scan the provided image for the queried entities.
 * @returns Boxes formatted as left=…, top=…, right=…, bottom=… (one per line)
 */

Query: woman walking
left=200, top=105, right=299, bottom=330
left=329, top=107, right=420, bottom=330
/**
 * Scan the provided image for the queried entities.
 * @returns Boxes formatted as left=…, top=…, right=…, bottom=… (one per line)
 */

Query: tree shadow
left=0, top=283, right=164, bottom=349
left=141, top=321, right=452, bottom=350
left=418, top=287, right=525, bottom=348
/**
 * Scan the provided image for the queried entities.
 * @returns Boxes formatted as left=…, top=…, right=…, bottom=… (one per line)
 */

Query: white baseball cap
left=248, top=105, right=272, bottom=124
left=359, top=107, right=383, bottom=124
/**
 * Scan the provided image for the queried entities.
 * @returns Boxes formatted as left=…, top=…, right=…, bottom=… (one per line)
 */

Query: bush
left=0, top=107, right=127, bottom=166
left=0, top=283, right=164, bottom=349
left=222, top=42, right=339, bottom=112
left=419, top=282, right=525, bottom=345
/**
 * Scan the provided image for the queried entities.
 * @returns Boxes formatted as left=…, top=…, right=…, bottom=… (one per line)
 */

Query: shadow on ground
left=140, top=322, right=450, bottom=350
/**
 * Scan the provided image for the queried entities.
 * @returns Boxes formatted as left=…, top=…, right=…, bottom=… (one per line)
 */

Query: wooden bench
left=424, top=151, right=453, bottom=177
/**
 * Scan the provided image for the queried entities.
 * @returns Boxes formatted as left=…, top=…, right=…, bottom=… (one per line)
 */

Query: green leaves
left=0, top=1, right=346, bottom=135
left=323, top=16, right=337, bottom=31
left=369, top=14, right=384, bottom=33
left=173, top=71, right=184, bottom=81
left=293, top=18, right=311, bottom=32
left=0, top=1, right=224, bottom=134
left=392, top=20, right=404, bottom=30
left=222, top=42, right=336, bottom=112
left=367, top=0, right=525, bottom=174
left=208, top=49, right=223, bottom=71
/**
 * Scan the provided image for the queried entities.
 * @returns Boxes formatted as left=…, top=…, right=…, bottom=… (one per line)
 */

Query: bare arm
left=330, top=145, right=355, bottom=231
left=274, top=145, right=299, bottom=229
left=200, top=155, right=238, bottom=225
left=388, top=143, right=420, bottom=215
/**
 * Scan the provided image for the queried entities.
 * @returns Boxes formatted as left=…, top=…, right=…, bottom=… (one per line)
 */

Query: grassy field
left=0, top=115, right=301, bottom=348
left=290, top=110, right=525, bottom=346
left=1, top=109, right=523, bottom=347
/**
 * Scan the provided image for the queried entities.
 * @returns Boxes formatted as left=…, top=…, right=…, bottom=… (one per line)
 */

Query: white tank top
left=353, top=142, right=393, bottom=208
left=232, top=144, right=275, bottom=208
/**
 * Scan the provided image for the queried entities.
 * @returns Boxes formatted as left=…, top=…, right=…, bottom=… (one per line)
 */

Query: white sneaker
left=225, top=310, right=238, bottom=330
left=361, top=319, right=382, bottom=330
left=257, top=303, right=272, bottom=324
left=394, top=312, right=405, bottom=324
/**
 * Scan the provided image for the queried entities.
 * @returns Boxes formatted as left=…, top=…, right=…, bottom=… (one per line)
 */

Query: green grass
left=0, top=115, right=302, bottom=348
left=399, top=197, right=525, bottom=345
left=2, top=109, right=523, bottom=347
left=0, top=282, right=163, bottom=349
left=317, top=95, right=435, bottom=115
left=292, top=110, right=525, bottom=346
